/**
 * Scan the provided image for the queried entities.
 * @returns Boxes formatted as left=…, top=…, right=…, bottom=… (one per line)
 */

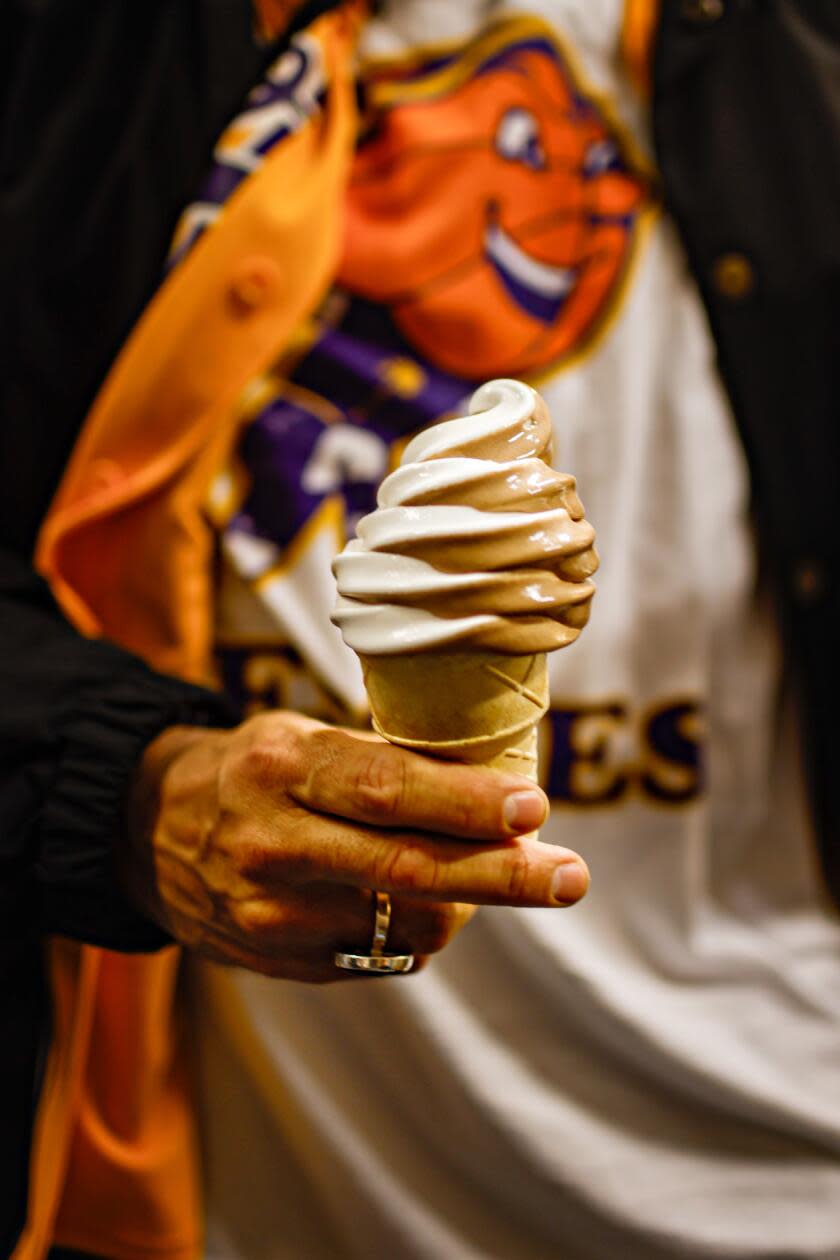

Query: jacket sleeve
left=0, top=547, right=238, bottom=951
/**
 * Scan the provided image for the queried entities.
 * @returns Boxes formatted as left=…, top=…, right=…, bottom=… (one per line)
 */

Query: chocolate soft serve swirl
left=332, top=379, right=597, bottom=655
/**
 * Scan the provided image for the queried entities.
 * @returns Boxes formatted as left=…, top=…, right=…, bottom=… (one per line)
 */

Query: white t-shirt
left=196, top=4, right=840, bottom=1256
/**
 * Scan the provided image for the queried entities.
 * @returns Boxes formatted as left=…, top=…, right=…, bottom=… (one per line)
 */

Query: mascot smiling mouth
left=484, top=215, right=578, bottom=325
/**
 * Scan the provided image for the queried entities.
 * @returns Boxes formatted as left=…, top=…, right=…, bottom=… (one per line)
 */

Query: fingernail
left=503, top=791, right=547, bottom=834
left=551, top=861, right=590, bottom=904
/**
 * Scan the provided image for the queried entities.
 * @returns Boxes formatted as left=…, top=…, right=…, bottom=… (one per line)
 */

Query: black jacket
left=1, top=0, right=838, bottom=1253
left=0, top=3, right=332, bottom=1252
left=653, top=0, right=840, bottom=903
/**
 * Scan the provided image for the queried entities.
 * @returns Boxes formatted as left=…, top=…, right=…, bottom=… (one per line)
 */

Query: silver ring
left=334, top=891, right=415, bottom=975
left=371, top=889, right=391, bottom=953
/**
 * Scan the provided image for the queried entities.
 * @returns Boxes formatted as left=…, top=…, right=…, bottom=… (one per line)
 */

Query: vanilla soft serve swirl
left=332, top=379, right=597, bottom=654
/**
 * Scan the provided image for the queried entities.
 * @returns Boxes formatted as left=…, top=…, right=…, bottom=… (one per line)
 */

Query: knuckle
left=234, top=899, right=276, bottom=941
left=352, top=751, right=407, bottom=821
left=504, top=847, right=537, bottom=901
left=228, top=716, right=310, bottom=795
left=292, top=727, right=346, bottom=803
left=232, top=836, right=274, bottom=883
left=374, top=842, right=438, bottom=896
left=242, top=739, right=293, bottom=793
left=300, top=726, right=342, bottom=775
left=440, top=789, right=477, bottom=835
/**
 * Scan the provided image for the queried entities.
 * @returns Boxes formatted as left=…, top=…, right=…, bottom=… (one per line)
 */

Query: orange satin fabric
left=621, top=0, right=661, bottom=98
left=15, top=9, right=361, bottom=1259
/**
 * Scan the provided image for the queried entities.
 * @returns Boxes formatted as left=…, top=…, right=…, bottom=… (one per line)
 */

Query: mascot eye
left=582, top=138, right=621, bottom=177
left=495, top=108, right=546, bottom=170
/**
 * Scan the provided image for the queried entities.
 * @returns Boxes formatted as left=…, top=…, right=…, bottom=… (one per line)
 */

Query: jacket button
left=712, top=252, right=755, bottom=300
left=228, top=259, right=282, bottom=314
left=792, top=559, right=827, bottom=606
left=681, top=0, right=724, bottom=23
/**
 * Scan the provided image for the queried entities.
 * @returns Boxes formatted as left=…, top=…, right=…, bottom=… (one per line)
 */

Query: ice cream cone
left=361, top=650, right=548, bottom=781
left=334, top=379, right=597, bottom=824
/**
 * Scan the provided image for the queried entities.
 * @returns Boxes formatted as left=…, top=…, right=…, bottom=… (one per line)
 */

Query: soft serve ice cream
left=331, top=378, right=596, bottom=783
left=332, top=378, right=597, bottom=656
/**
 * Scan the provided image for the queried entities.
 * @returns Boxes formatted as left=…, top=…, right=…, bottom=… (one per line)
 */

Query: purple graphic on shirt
left=230, top=298, right=476, bottom=548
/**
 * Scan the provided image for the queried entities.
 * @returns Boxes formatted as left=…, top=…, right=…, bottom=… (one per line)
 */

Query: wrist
left=119, top=724, right=222, bottom=929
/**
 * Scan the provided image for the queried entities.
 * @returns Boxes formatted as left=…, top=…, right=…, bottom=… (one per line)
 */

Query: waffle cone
left=361, top=651, right=548, bottom=781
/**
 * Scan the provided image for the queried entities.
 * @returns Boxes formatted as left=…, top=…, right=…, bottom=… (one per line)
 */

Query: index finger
left=290, top=726, right=550, bottom=842
left=267, top=810, right=590, bottom=908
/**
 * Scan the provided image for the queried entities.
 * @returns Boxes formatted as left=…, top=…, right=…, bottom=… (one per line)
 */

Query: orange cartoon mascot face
left=338, top=19, right=649, bottom=379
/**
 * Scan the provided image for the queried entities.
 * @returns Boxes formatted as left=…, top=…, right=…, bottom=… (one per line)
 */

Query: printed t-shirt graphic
left=340, top=17, right=647, bottom=376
